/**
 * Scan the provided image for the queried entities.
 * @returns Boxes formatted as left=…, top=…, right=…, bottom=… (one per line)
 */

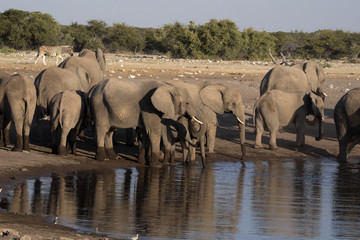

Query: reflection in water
left=1, top=159, right=360, bottom=239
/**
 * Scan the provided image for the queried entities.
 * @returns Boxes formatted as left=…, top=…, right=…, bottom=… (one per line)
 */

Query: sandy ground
left=1, top=52, right=360, bottom=239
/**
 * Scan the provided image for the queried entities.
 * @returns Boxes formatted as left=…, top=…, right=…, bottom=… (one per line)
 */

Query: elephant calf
left=254, top=90, right=324, bottom=150
left=49, top=90, right=88, bottom=155
left=163, top=116, right=205, bottom=167
left=334, top=88, right=360, bottom=162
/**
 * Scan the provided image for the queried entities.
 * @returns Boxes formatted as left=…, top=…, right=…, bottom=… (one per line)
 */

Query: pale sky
left=1, top=0, right=359, bottom=32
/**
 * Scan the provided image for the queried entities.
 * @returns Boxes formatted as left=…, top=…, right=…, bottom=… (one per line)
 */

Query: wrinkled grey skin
left=199, top=84, right=246, bottom=159
left=254, top=90, right=324, bottom=150
left=334, top=88, right=360, bottom=163
left=164, top=80, right=246, bottom=160
left=0, top=71, right=36, bottom=152
left=35, top=66, right=91, bottom=117
left=260, top=61, right=326, bottom=98
left=176, top=116, right=206, bottom=167
left=50, top=90, right=89, bottom=155
left=58, top=48, right=106, bottom=84
left=35, top=49, right=105, bottom=118
left=90, top=78, right=203, bottom=167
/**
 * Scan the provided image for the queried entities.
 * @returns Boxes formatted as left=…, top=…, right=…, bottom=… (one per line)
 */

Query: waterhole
left=1, top=159, right=360, bottom=239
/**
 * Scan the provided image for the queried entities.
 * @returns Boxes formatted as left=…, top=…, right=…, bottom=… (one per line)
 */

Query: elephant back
left=260, top=65, right=309, bottom=96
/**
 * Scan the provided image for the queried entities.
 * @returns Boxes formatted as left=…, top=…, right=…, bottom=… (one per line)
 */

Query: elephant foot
left=137, top=147, right=147, bottom=164
left=106, top=148, right=118, bottom=160
left=254, top=144, right=263, bottom=149
left=96, top=147, right=109, bottom=161
left=58, top=145, right=68, bottom=156
left=337, top=155, right=348, bottom=163
left=12, top=144, right=23, bottom=152
left=269, top=145, right=278, bottom=151
left=23, top=136, right=30, bottom=152
left=150, top=160, right=163, bottom=168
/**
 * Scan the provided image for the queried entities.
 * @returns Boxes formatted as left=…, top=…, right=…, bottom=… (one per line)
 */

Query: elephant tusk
left=192, top=116, right=203, bottom=125
left=321, top=116, right=325, bottom=121
left=40, top=115, right=50, bottom=121
left=323, top=92, right=328, bottom=97
left=237, top=117, right=244, bottom=125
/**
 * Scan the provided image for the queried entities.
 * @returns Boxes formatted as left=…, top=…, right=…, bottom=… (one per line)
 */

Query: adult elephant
left=90, top=78, right=205, bottom=167
left=260, top=61, right=326, bottom=98
left=334, top=88, right=360, bottom=162
left=0, top=71, right=36, bottom=152
left=58, top=48, right=106, bottom=84
left=34, top=48, right=106, bottom=118
left=34, top=66, right=91, bottom=117
left=166, top=80, right=246, bottom=160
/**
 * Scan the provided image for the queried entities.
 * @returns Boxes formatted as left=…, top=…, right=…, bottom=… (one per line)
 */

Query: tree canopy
left=0, top=9, right=359, bottom=61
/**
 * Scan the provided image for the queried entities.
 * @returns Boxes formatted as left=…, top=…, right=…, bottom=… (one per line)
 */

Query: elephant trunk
left=238, top=119, right=246, bottom=160
left=315, top=116, right=323, bottom=141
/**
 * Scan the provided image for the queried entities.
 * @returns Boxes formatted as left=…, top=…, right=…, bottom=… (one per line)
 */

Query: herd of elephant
left=0, top=49, right=359, bottom=167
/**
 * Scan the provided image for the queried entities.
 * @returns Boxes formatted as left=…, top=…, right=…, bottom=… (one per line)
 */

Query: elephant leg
left=136, top=127, right=147, bottom=164
left=22, top=121, right=31, bottom=152
left=345, top=136, right=360, bottom=161
left=105, top=130, right=117, bottom=160
left=206, top=123, right=217, bottom=154
left=169, top=144, right=176, bottom=165
left=149, top=133, right=162, bottom=168
left=50, top=128, right=58, bottom=154
left=11, top=118, right=23, bottom=152
left=68, top=128, right=77, bottom=155
left=254, top=118, right=264, bottom=149
left=59, top=127, right=70, bottom=156
left=95, top=126, right=109, bottom=161
left=269, top=127, right=279, bottom=150
left=200, top=135, right=206, bottom=168
left=3, top=120, right=11, bottom=147
left=295, top=117, right=306, bottom=151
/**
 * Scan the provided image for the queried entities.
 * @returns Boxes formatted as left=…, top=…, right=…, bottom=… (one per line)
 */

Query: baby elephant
left=254, top=90, right=324, bottom=150
left=50, top=90, right=89, bottom=155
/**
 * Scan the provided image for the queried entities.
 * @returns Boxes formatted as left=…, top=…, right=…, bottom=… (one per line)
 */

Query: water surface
left=1, top=158, right=360, bottom=240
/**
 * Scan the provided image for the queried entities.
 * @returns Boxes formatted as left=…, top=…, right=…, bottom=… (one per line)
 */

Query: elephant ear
left=310, top=92, right=323, bottom=117
left=76, top=67, right=91, bottom=90
left=151, top=85, right=176, bottom=118
left=199, top=84, right=225, bottom=114
left=96, top=48, right=106, bottom=72
left=304, top=61, right=321, bottom=92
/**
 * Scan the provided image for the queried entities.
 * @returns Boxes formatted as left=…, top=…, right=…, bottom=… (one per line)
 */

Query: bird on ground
left=128, top=234, right=139, bottom=240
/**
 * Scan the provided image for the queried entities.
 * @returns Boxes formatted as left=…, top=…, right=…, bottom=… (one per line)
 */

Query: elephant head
left=151, top=84, right=204, bottom=124
left=303, top=61, right=326, bottom=98
left=307, top=92, right=325, bottom=141
left=199, top=84, right=246, bottom=159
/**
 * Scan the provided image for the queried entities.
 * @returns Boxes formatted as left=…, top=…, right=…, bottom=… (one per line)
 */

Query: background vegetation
left=1, top=9, right=360, bottom=61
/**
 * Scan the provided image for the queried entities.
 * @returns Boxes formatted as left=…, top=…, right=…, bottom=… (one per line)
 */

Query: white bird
left=128, top=234, right=139, bottom=240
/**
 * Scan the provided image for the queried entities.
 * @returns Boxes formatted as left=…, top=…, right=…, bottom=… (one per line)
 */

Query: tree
left=241, top=28, right=277, bottom=60
left=198, top=19, right=243, bottom=60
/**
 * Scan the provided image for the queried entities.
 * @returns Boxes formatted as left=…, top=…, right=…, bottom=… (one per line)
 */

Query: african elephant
left=34, top=66, right=91, bottom=117
left=49, top=90, right=89, bottom=155
left=90, top=78, right=204, bottom=167
left=254, top=90, right=324, bottom=150
left=165, top=80, right=246, bottom=160
left=58, top=48, right=106, bottom=84
left=0, top=71, right=36, bottom=152
left=334, top=88, right=360, bottom=162
left=260, top=61, right=326, bottom=98
left=161, top=115, right=206, bottom=167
